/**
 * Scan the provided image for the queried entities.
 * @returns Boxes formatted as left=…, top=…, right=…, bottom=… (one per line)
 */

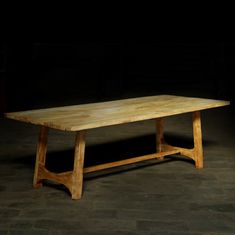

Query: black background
left=1, top=41, right=234, bottom=113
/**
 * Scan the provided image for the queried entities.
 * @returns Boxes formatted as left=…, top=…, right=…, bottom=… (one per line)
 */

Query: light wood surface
left=156, top=111, right=204, bottom=169
left=5, top=95, right=230, bottom=131
left=33, top=129, right=86, bottom=200
left=83, top=150, right=180, bottom=174
left=33, top=126, right=48, bottom=188
left=71, top=131, right=86, bottom=199
left=7, top=95, right=229, bottom=199
left=156, top=118, right=165, bottom=160
left=32, top=111, right=206, bottom=199
left=192, top=111, right=203, bottom=168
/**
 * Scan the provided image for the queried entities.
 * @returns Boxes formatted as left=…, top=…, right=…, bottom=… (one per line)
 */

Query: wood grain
left=7, top=95, right=230, bottom=199
left=192, top=111, right=203, bottom=168
left=156, top=118, right=165, bottom=160
left=33, top=130, right=86, bottom=199
left=155, top=111, right=204, bottom=168
left=83, top=150, right=180, bottom=173
left=71, top=131, right=86, bottom=199
left=33, top=126, right=48, bottom=188
left=5, top=95, right=230, bottom=131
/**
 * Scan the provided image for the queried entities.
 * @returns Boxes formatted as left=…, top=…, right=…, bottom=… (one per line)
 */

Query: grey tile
left=136, top=220, right=189, bottom=232
left=0, top=109, right=235, bottom=234
left=9, top=230, right=48, bottom=235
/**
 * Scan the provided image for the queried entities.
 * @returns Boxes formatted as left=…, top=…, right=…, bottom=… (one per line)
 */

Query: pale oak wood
left=71, top=131, right=86, bottom=199
left=37, top=164, right=73, bottom=190
left=192, top=111, right=203, bottom=168
left=83, top=150, right=180, bottom=174
left=161, top=144, right=194, bottom=159
left=6, top=95, right=229, bottom=199
left=156, top=118, right=165, bottom=160
left=5, top=95, right=230, bottom=131
left=155, top=111, right=203, bottom=168
left=33, top=131, right=86, bottom=200
left=33, top=126, right=48, bottom=188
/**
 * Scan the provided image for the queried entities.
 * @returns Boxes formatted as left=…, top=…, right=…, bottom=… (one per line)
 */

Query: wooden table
left=5, top=95, right=229, bottom=199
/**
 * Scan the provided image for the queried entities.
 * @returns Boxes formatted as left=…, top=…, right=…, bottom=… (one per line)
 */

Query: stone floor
left=0, top=106, right=235, bottom=234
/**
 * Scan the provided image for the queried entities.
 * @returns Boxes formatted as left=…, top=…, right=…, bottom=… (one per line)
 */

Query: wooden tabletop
left=5, top=95, right=230, bottom=131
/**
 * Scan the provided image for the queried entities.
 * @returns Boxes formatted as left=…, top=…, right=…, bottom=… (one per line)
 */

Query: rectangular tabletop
left=5, top=95, right=230, bottom=131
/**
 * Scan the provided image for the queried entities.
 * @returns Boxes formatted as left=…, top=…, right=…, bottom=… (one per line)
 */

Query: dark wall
left=0, top=43, right=7, bottom=113
left=1, top=41, right=234, bottom=113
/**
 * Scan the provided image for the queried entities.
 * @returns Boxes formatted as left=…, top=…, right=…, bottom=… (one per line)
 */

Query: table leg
left=192, top=111, right=203, bottom=169
left=156, top=118, right=165, bottom=160
left=71, top=131, right=86, bottom=200
left=32, top=113, right=203, bottom=199
left=155, top=112, right=204, bottom=169
left=33, top=126, right=48, bottom=188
